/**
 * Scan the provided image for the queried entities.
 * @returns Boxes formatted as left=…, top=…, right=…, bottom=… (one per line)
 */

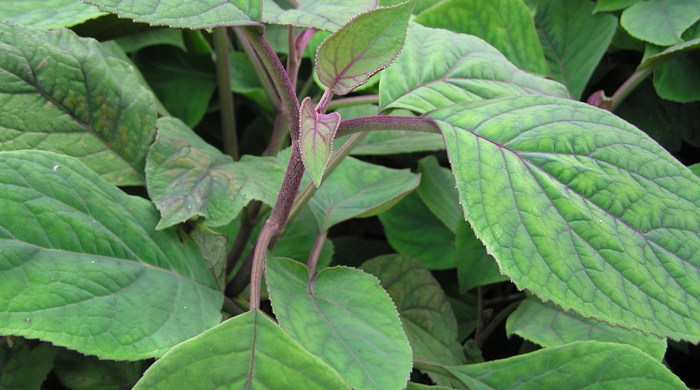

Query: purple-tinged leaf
left=298, top=97, right=341, bottom=187
left=315, top=0, right=414, bottom=95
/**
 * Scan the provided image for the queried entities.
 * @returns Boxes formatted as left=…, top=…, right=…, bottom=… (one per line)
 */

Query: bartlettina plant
left=1, top=0, right=699, bottom=388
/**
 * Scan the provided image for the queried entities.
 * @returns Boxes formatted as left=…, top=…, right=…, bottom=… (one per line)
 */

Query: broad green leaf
left=379, top=23, right=567, bottom=113
left=456, top=223, right=507, bottom=292
left=379, top=192, right=456, bottom=270
left=230, top=51, right=273, bottom=112
left=191, top=224, right=227, bottom=290
left=0, top=339, right=55, bottom=390
left=506, top=298, right=667, bottom=360
left=0, top=0, right=104, bottom=29
left=415, top=0, right=549, bottom=75
left=639, top=38, right=700, bottom=70
left=0, top=151, right=222, bottom=359
left=54, top=349, right=145, bottom=390
left=135, top=46, right=216, bottom=128
left=299, top=97, right=341, bottom=186
left=428, top=95, right=700, bottom=342
left=593, top=0, right=641, bottom=13
left=651, top=44, right=700, bottom=103
left=308, top=156, right=420, bottom=231
left=145, top=117, right=284, bottom=230
left=266, top=257, right=412, bottom=390
left=83, top=0, right=260, bottom=29
left=446, top=341, right=686, bottom=389
left=362, top=255, right=466, bottom=389
left=416, top=156, right=462, bottom=232
left=534, top=0, right=617, bottom=99
left=115, top=29, right=186, bottom=53
left=621, top=0, right=700, bottom=46
left=262, top=0, right=378, bottom=31
left=272, top=206, right=335, bottom=270
left=0, top=22, right=156, bottom=186
left=406, top=383, right=453, bottom=390
left=449, top=296, right=478, bottom=341
left=316, top=0, right=414, bottom=95
left=133, top=310, right=349, bottom=390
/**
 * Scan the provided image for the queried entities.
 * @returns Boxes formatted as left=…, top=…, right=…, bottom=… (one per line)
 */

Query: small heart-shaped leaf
left=298, top=97, right=341, bottom=187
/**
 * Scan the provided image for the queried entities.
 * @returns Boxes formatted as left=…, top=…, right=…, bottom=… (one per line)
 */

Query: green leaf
left=135, top=46, right=216, bottom=127
left=362, top=255, right=466, bottom=388
left=406, top=383, right=453, bottom=390
left=308, top=156, right=420, bottom=231
left=299, top=97, right=341, bottom=186
left=133, top=310, right=349, bottom=389
left=0, top=0, right=104, bottom=29
left=262, top=0, right=379, bottom=31
left=651, top=44, right=700, bottom=103
left=316, top=0, right=415, bottom=95
left=191, top=224, right=227, bottom=291
left=0, top=22, right=156, bottom=186
left=506, top=297, right=667, bottom=361
left=54, top=349, right=145, bottom=390
left=230, top=51, right=273, bottom=112
left=534, top=0, right=617, bottom=99
left=272, top=206, right=335, bottom=270
left=115, top=28, right=186, bottom=53
left=416, top=156, right=462, bottom=232
left=639, top=38, right=700, bottom=70
left=145, top=117, right=285, bottom=230
left=0, top=339, right=55, bottom=390
left=593, top=0, right=641, bottom=13
left=446, top=341, right=686, bottom=389
left=621, top=0, right=700, bottom=46
left=428, top=95, right=700, bottom=342
left=691, top=163, right=700, bottom=177
left=0, top=151, right=222, bottom=359
left=456, top=223, right=507, bottom=292
left=379, top=23, right=567, bottom=113
left=415, top=0, right=549, bottom=75
left=83, top=0, right=261, bottom=29
left=266, top=257, right=412, bottom=390
left=379, top=192, right=456, bottom=270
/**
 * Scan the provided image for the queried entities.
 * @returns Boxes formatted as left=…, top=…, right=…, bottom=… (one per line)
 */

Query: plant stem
left=475, top=300, right=521, bottom=348
left=233, top=28, right=280, bottom=109
left=326, top=94, right=379, bottom=110
left=213, top=27, right=238, bottom=160
left=306, top=230, right=328, bottom=277
left=238, top=26, right=303, bottom=311
left=610, top=66, right=653, bottom=111
left=287, top=132, right=367, bottom=223
left=336, top=115, right=440, bottom=137
left=225, top=202, right=265, bottom=275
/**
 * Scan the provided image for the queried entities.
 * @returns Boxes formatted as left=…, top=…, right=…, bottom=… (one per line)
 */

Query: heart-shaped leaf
left=534, top=0, right=618, bottom=99
left=0, top=151, right=222, bottom=360
left=429, top=95, right=700, bottom=342
left=83, top=0, right=260, bottom=29
left=266, top=256, right=412, bottom=390
left=362, top=254, right=465, bottom=388
left=0, top=0, right=105, bottom=29
left=316, top=0, right=414, bottom=95
left=307, top=155, right=420, bottom=231
left=414, top=0, right=549, bottom=75
left=445, top=341, right=685, bottom=389
left=621, top=0, right=700, bottom=46
left=506, top=298, right=667, bottom=361
left=133, top=310, right=349, bottom=389
left=379, top=23, right=567, bottom=113
left=0, top=22, right=156, bottom=186
left=145, top=117, right=285, bottom=230
left=299, top=97, right=341, bottom=187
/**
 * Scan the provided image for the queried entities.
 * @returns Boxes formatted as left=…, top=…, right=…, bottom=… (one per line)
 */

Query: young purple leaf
left=315, top=0, right=415, bottom=95
left=299, top=97, right=341, bottom=187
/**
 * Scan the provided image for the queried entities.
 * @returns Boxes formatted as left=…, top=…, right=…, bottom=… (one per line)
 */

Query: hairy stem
left=336, top=115, right=440, bottom=138
left=239, top=26, right=303, bottom=310
left=233, top=28, right=280, bottom=109
left=213, top=28, right=238, bottom=160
